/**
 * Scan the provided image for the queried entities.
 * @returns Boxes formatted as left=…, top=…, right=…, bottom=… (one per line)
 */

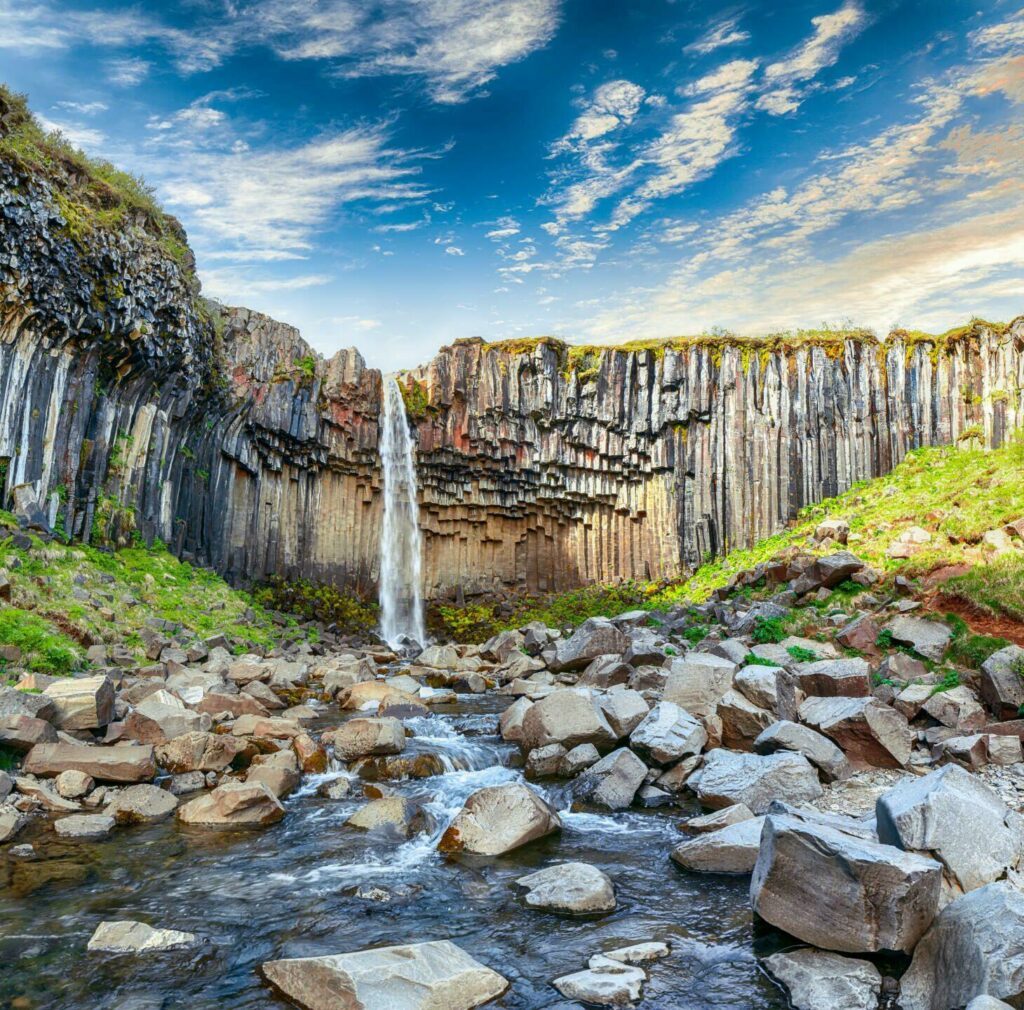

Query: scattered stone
left=600, top=942, right=669, bottom=965
left=885, top=616, right=952, bottom=662
left=629, top=701, right=706, bottom=765
left=516, top=862, right=616, bottom=914
left=87, top=920, right=199, bottom=954
left=554, top=955, right=645, bottom=1007
left=526, top=743, right=567, bottom=778
left=439, top=782, right=561, bottom=856
left=559, top=742, right=600, bottom=777
left=327, top=717, right=406, bottom=761
left=316, top=777, right=352, bottom=800
left=520, top=689, right=618, bottom=752
left=763, top=948, right=881, bottom=1010
left=692, top=749, right=822, bottom=814
left=261, top=940, right=509, bottom=1010
left=980, top=645, right=1024, bottom=720
left=549, top=618, right=631, bottom=673
left=572, top=747, right=648, bottom=810
left=799, top=696, right=912, bottom=768
left=105, top=783, right=178, bottom=825
left=0, top=808, right=27, bottom=842
left=44, top=676, right=115, bottom=730
left=680, top=804, right=754, bottom=835
left=671, top=816, right=765, bottom=874
left=55, top=769, right=95, bottom=799
left=753, top=720, right=851, bottom=782
left=54, top=813, right=116, bottom=840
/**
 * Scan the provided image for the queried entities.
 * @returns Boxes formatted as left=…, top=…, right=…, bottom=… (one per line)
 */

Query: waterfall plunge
left=378, top=376, right=426, bottom=650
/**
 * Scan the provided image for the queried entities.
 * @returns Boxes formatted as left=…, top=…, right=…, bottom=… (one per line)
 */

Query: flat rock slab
left=23, top=743, right=156, bottom=783
left=671, top=817, right=765, bottom=874
left=553, top=955, right=645, bottom=1007
left=516, top=861, right=616, bottom=914
left=885, top=616, right=952, bottom=662
left=177, top=780, right=285, bottom=828
left=88, top=920, right=199, bottom=953
left=54, top=813, right=116, bottom=840
left=106, top=784, right=178, bottom=825
left=764, top=948, right=881, bottom=1010
left=439, top=782, right=561, bottom=856
left=262, top=940, right=509, bottom=1010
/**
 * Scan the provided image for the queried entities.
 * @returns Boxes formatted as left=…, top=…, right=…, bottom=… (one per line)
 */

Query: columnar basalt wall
left=1, top=155, right=1022, bottom=601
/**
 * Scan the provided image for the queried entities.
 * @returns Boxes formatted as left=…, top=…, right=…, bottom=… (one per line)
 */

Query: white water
left=378, top=376, right=426, bottom=649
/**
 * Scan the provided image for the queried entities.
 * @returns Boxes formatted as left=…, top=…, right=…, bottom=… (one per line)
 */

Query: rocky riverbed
left=3, top=547, right=1024, bottom=1009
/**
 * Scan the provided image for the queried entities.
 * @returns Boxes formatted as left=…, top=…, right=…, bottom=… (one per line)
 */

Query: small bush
left=683, top=624, right=709, bottom=645
left=752, top=616, right=787, bottom=644
left=743, top=652, right=779, bottom=667
left=252, top=577, right=378, bottom=636
left=930, top=669, right=960, bottom=695
left=786, top=645, right=818, bottom=663
left=436, top=603, right=499, bottom=643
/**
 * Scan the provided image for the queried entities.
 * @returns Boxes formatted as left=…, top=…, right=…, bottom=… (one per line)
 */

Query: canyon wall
left=2, top=152, right=1023, bottom=602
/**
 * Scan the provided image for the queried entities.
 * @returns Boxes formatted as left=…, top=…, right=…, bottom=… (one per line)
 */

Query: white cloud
left=54, top=100, right=108, bottom=115
left=199, top=270, right=332, bottom=301
left=558, top=79, right=646, bottom=146
left=685, top=16, right=750, bottom=56
left=445, top=245, right=465, bottom=256
left=970, top=8, right=1024, bottom=52
left=105, top=57, right=150, bottom=86
left=35, top=116, right=106, bottom=150
left=486, top=216, right=521, bottom=240
left=333, top=315, right=383, bottom=331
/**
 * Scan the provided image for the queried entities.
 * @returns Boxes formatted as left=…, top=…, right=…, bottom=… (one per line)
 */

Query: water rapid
left=378, top=375, right=426, bottom=649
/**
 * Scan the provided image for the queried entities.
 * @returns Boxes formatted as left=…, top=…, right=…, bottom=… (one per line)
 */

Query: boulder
left=55, top=769, right=94, bottom=799
left=526, top=743, right=568, bottom=778
left=322, top=659, right=377, bottom=696
left=559, top=743, right=600, bottom=777
left=763, top=948, right=881, bottom=1010
left=680, top=804, right=754, bottom=835
left=692, top=749, right=822, bottom=814
left=0, top=808, right=27, bottom=843
left=247, top=751, right=301, bottom=799
left=23, top=743, right=156, bottom=783
left=498, top=697, right=532, bottom=742
left=920, top=685, right=985, bottom=731
left=597, top=690, right=649, bottom=739
left=195, top=691, right=269, bottom=719
left=87, top=920, right=199, bottom=954
left=0, top=714, right=58, bottom=751
left=790, top=551, right=865, bottom=595
left=733, top=665, right=779, bottom=712
left=628, top=702, right=706, bottom=765
left=798, top=696, right=912, bottom=768
left=326, top=717, right=405, bottom=761
left=980, top=645, right=1024, bottom=720
left=836, top=615, right=881, bottom=652
left=126, top=690, right=205, bottom=743
left=44, top=676, right=115, bottom=729
left=623, top=628, right=667, bottom=667
left=439, top=783, right=561, bottom=856
left=791, top=658, right=870, bottom=698
left=177, top=780, right=285, bottom=828
left=899, top=882, right=1024, bottom=1010
left=520, top=689, right=617, bottom=752
left=242, top=680, right=286, bottom=711
left=966, top=998, right=1016, bottom=1010
left=261, top=940, right=508, bottom=1010
left=717, top=690, right=774, bottom=751
left=230, top=714, right=301, bottom=739
left=417, top=644, right=460, bottom=669
left=553, top=956, right=645, bottom=1007
left=750, top=812, right=942, bottom=953
left=549, top=618, right=630, bottom=673
left=347, top=797, right=426, bottom=837
left=753, top=721, right=851, bottom=782
left=339, top=682, right=421, bottom=713
left=0, top=686, right=56, bottom=722
left=106, top=784, right=178, bottom=825
left=663, top=653, right=736, bottom=716
left=572, top=747, right=648, bottom=810
left=515, top=862, right=616, bottom=914
left=578, top=655, right=632, bottom=689
left=671, top=816, right=765, bottom=874
left=876, top=765, right=1024, bottom=893
left=885, top=616, right=952, bottom=662
left=155, top=732, right=245, bottom=773
left=54, top=813, right=116, bottom=840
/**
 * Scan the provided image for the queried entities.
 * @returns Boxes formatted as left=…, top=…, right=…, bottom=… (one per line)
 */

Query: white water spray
left=378, top=376, right=425, bottom=649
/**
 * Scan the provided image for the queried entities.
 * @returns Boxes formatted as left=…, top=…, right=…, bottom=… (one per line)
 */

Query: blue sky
left=2, top=0, right=1022, bottom=368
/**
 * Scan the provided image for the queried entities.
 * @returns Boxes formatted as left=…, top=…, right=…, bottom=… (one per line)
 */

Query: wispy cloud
left=36, top=115, right=106, bottom=150
left=105, top=57, right=150, bottom=87
left=684, top=15, right=750, bottom=56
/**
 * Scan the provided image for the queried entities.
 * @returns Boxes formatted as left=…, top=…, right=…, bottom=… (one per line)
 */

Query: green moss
left=398, top=376, right=432, bottom=421
left=252, top=576, right=377, bottom=636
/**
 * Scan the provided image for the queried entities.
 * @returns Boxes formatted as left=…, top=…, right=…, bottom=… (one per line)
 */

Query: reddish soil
left=930, top=594, right=1024, bottom=646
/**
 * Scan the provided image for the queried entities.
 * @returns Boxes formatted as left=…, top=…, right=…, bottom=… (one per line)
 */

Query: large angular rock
left=498, top=697, right=532, bottom=742
left=438, top=782, right=560, bottom=855
left=980, top=645, right=1024, bottom=720
left=763, top=948, right=881, bottom=1010
left=177, top=780, right=285, bottom=828
left=520, top=689, right=617, bottom=752
left=515, top=862, right=616, bottom=914
left=791, top=658, right=870, bottom=698
left=920, top=685, right=985, bottom=731
left=885, top=616, right=952, bottom=662
left=671, top=816, right=765, bottom=874
left=899, top=882, right=1024, bottom=1010
left=0, top=808, right=27, bottom=842
left=750, top=812, right=942, bottom=953
left=88, top=920, right=199, bottom=954
left=24, top=743, right=156, bottom=783
left=549, top=618, right=631, bottom=673
left=876, top=765, right=1024, bottom=893
left=262, top=940, right=508, bottom=1010
left=0, top=686, right=56, bottom=722
left=692, top=749, right=822, bottom=814
left=105, top=784, right=178, bottom=825
left=572, top=747, right=648, bottom=810
left=628, top=702, right=706, bottom=765
left=717, top=690, right=774, bottom=751
left=733, top=665, right=779, bottom=712
left=54, top=813, right=116, bottom=840
left=347, top=797, right=425, bottom=837
left=0, top=713, right=58, bottom=751
left=790, top=551, right=865, bottom=595
left=663, top=653, right=736, bottom=716
left=326, top=717, right=405, bottom=761
left=597, top=689, right=650, bottom=739
left=44, top=676, right=115, bottom=730
left=753, top=720, right=851, bottom=782
left=798, top=696, right=912, bottom=768
left=126, top=690, right=205, bottom=743
left=155, top=732, right=245, bottom=773
left=578, top=654, right=632, bottom=689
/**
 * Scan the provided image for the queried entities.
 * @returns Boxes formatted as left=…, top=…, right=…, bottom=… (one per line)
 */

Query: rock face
left=2, top=146, right=1021, bottom=600
left=261, top=941, right=509, bottom=1010
left=750, top=812, right=942, bottom=953
left=438, top=783, right=561, bottom=856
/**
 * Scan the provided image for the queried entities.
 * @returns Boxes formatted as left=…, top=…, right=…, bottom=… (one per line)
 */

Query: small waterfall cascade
left=378, top=375, right=426, bottom=650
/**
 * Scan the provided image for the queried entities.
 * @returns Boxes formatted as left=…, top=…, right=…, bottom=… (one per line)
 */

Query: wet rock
left=885, top=616, right=952, bottom=662
left=44, top=676, right=115, bottom=730
left=549, top=618, right=631, bottom=673
left=876, top=765, right=1024, bottom=893
left=572, top=747, right=648, bottom=810
left=717, top=690, right=774, bottom=751
left=14, top=775, right=80, bottom=811
left=750, top=811, right=942, bottom=953
left=439, top=782, right=561, bottom=856
left=965, top=998, right=1016, bottom=1010
left=293, top=732, right=328, bottom=774
left=247, top=750, right=301, bottom=799
left=526, top=743, right=567, bottom=778
left=899, top=882, right=1024, bottom=1010
left=516, top=861, right=616, bottom=914
left=753, top=720, right=851, bottom=782
left=671, top=816, right=765, bottom=874
left=0, top=714, right=58, bottom=751
left=798, top=696, right=912, bottom=768
left=24, top=743, right=156, bottom=783
left=54, top=813, right=116, bottom=840
left=663, top=653, right=737, bottom=717
left=600, top=941, right=669, bottom=964
left=177, top=780, right=285, bottom=828
left=0, top=808, right=27, bottom=842
left=980, top=645, right=1024, bottom=720
left=763, top=948, right=881, bottom=1010
left=520, top=689, right=618, bottom=752
left=106, top=784, right=178, bottom=825
left=680, top=804, right=754, bottom=835
left=347, top=796, right=426, bottom=836
left=87, top=920, right=199, bottom=954
left=168, top=771, right=208, bottom=795
left=155, top=732, right=245, bottom=773
left=559, top=742, right=600, bottom=777
left=340, top=681, right=420, bottom=713
left=326, top=717, right=405, bottom=761
left=629, top=701, right=706, bottom=765
left=597, top=689, right=650, bottom=739
left=553, top=955, right=645, bottom=1007
left=261, top=940, right=508, bottom=1010
left=692, top=749, right=822, bottom=814
left=316, top=777, right=352, bottom=800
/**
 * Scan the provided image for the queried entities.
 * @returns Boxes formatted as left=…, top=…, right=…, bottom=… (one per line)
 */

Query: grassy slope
left=0, top=511, right=286, bottom=684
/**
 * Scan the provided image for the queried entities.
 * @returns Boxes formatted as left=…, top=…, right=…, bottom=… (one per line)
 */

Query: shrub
left=252, top=577, right=378, bottom=636
left=436, top=603, right=499, bottom=643
left=743, top=652, right=779, bottom=667
left=786, top=645, right=818, bottom=663
left=683, top=624, right=709, bottom=645
left=752, top=616, right=787, bottom=644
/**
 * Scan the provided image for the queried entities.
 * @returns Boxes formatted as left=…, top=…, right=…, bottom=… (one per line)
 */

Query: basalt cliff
left=1, top=149, right=1022, bottom=603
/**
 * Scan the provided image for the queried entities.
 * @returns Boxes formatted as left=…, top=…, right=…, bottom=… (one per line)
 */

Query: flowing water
left=0, top=692, right=794, bottom=1010
left=378, top=376, right=426, bottom=650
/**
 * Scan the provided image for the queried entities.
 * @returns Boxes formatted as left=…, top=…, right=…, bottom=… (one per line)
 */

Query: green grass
left=252, top=577, right=377, bottom=637
left=944, top=612, right=1009, bottom=666
left=0, top=609, right=79, bottom=674
left=943, top=554, right=1024, bottom=624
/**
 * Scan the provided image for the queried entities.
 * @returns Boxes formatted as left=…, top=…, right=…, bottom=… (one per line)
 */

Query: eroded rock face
left=262, top=941, right=509, bottom=1010
left=438, top=783, right=561, bottom=856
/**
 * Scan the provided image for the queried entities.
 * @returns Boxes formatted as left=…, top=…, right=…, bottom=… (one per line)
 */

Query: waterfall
left=378, top=375, right=426, bottom=650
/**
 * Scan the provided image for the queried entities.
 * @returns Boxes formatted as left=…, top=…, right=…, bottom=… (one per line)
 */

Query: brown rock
left=177, top=780, right=285, bottom=827
left=23, top=743, right=156, bottom=783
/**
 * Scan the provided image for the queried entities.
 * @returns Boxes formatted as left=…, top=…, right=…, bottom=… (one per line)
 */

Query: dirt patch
left=931, top=594, right=1024, bottom=647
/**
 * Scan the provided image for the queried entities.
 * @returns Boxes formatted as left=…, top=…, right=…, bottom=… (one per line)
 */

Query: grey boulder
left=763, top=948, right=881, bottom=1010
left=572, top=747, right=648, bottom=810
left=671, top=817, right=764, bottom=874
left=516, top=861, right=616, bottom=914
left=692, top=749, right=822, bottom=814
left=628, top=702, right=706, bottom=766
